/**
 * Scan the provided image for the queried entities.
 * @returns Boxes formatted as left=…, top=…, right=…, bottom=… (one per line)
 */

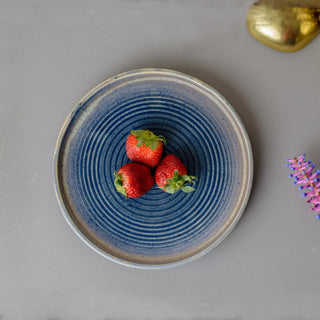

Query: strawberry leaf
left=159, top=185, right=175, bottom=194
left=160, top=170, right=198, bottom=194
left=136, top=140, right=145, bottom=147
left=113, top=171, right=128, bottom=199
left=131, top=129, right=166, bottom=150
left=181, top=186, right=195, bottom=193
left=150, top=140, right=158, bottom=150
left=182, top=175, right=198, bottom=184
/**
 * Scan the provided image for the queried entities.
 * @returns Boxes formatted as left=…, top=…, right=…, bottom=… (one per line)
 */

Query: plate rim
left=53, top=68, right=254, bottom=269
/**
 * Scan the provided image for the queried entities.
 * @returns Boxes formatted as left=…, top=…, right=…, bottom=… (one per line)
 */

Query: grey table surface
left=1, top=0, right=320, bottom=319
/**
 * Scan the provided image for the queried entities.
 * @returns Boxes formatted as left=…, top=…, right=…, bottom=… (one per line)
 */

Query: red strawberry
left=114, top=163, right=154, bottom=198
left=126, top=129, right=166, bottom=167
left=155, top=154, right=198, bottom=194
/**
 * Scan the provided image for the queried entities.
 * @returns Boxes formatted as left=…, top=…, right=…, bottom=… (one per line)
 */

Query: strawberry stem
left=131, top=129, right=166, bottom=150
left=160, top=170, right=198, bottom=194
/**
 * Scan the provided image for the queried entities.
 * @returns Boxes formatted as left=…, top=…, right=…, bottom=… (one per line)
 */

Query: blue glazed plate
left=54, top=69, right=253, bottom=269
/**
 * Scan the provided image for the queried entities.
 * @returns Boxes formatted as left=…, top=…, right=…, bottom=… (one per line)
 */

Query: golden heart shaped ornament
left=247, top=0, right=320, bottom=52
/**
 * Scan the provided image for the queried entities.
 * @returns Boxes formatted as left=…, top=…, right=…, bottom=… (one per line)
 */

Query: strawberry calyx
left=160, top=169, right=198, bottom=194
left=131, top=129, right=166, bottom=151
left=113, top=171, right=128, bottom=199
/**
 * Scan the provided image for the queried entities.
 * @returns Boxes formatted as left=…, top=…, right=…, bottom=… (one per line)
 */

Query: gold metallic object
left=247, top=0, right=320, bottom=52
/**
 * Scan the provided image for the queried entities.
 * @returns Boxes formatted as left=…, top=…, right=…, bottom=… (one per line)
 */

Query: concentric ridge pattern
left=55, top=70, right=251, bottom=267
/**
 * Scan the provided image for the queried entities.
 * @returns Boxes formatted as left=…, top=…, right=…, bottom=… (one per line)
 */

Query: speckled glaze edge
left=53, top=68, right=253, bottom=269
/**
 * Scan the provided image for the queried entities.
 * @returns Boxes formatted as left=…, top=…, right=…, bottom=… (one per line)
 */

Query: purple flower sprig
left=286, top=154, right=320, bottom=220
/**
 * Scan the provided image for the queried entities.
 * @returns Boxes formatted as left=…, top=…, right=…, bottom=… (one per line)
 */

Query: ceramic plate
left=54, top=69, right=253, bottom=269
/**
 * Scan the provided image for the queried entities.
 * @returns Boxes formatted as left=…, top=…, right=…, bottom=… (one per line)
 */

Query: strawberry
left=155, top=154, right=198, bottom=194
left=126, top=129, right=166, bottom=167
left=114, top=163, right=154, bottom=198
